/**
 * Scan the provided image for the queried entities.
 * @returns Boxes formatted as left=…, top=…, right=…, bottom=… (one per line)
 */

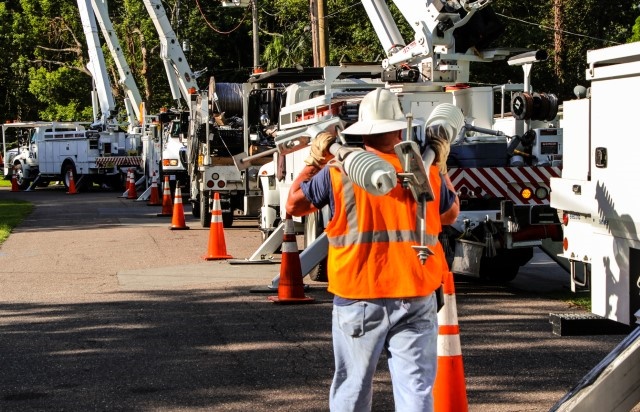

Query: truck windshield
left=169, top=121, right=181, bottom=137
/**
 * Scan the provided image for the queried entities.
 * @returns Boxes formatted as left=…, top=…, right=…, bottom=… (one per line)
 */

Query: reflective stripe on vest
left=324, top=152, right=445, bottom=299
left=328, top=171, right=438, bottom=247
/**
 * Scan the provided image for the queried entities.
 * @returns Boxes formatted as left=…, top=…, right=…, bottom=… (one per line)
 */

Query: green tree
left=630, top=15, right=640, bottom=42
left=1, top=0, right=639, bottom=122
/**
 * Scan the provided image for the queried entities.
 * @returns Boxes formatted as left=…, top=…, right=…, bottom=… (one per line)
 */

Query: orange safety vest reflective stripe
left=325, top=151, right=446, bottom=299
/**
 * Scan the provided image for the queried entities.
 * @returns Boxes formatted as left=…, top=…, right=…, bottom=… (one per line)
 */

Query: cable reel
left=511, top=91, right=559, bottom=121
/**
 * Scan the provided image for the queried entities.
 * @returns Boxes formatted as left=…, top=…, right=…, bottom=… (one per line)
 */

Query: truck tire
left=61, top=163, right=77, bottom=190
left=479, top=258, right=520, bottom=283
left=191, top=200, right=200, bottom=219
left=200, top=192, right=211, bottom=228
left=479, top=248, right=533, bottom=283
left=222, top=212, right=233, bottom=228
left=13, top=162, right=31, bottom=190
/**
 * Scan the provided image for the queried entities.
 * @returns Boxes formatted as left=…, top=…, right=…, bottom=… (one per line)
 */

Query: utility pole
left=252, top=0, right=261, bottom=72
left=310, top=0, right=319, bottom=66
left=317, top=0, right=328, bottom=67
left=220, top=0, right=260, bottom=72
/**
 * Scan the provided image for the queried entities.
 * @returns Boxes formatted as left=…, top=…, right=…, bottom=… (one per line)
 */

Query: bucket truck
left=546, top=41, right=640, bottom=412
left=142, top=0, right=194, bottom=195
left=143, top=0, right=262, bottom=228
left=237, top=0, right=563, bottom=283
left=89, top=0, right=160, bottom=196
left=2, top=0, right=144, bottom=191
left=360, top=0, right=564, bottom=282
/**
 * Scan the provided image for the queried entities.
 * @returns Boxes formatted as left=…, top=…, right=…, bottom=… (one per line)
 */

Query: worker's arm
left=286, top=132, right=336, bottom=217
left=285, top=165, right=321, bottom=217
left=440, top=172, right=459, bottom=225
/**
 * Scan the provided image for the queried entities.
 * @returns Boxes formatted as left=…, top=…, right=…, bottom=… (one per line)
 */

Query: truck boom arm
left=89, top=0, right=143, bottom=125
left=77, top=0, right=117, bottom=125
left=142, top=0, right=199, bottom=109
left=361, top=0, right=497, bottom=82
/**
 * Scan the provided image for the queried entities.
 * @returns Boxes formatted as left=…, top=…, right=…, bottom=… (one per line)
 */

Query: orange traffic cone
left=118, top=169, right=130, bottom=198
left=10, top=169, right=20, bottom=192
left=169, top=184, right=189, bottom=230
left=157, top=175, right=173, bottom=217
left=202, top=192, right=233, bottom=260
left=147, top=171, right=161, bottom=206
left=268, top=215, right=314, bottom=304
left=66, top=170, right=78, bottom=195
left=433, top=271, right=468, bottom=412
left=127, top=168, right=138, bottom=199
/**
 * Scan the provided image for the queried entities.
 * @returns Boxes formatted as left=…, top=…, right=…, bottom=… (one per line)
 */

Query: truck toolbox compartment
left=447, top=142, right=508, bottom=167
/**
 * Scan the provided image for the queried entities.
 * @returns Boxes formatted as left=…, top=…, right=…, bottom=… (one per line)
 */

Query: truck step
left=549, top=312, right=635, bottom=336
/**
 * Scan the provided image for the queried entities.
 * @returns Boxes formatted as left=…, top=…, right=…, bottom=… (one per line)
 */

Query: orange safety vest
left=325, top=151, right=446, bottom=299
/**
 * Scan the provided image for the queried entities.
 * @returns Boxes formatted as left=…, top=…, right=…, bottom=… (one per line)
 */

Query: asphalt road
left=0, top=184, right=635, bottom=411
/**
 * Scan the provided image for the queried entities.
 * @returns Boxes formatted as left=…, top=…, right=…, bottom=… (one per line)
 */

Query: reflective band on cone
left=434, top=271, right=468, bottom=412
left=119, top=169, right=131, bottom=198
left=202, top=192, right=232, bottom=260
left=268, top=215, right=314, bottom=304
left=10, top=170, right=20, bottom=192
left=66, top=170, right=78, bottom=195
left=147, top=171, right=161, bottom=206
left=127, top=168, right=137, bottom=199
left=157, top=176, right=173, bottom=217
left=169, top=185, right=189, bottom=230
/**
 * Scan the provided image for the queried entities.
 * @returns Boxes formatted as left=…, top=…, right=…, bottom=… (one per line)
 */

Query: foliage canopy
left=0, top=0, right=638, bottom=123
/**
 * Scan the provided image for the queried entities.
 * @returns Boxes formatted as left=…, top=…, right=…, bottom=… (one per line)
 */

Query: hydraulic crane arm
left=142, top=0, right=199, bottom=109
left=361, top=0, right=497, bottom=82
left=77, top=0, right=117, bottom=126
left=89, top=0, right=143, bottom=126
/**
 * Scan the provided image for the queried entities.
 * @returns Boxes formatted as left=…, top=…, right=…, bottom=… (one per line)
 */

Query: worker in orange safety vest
left=286, top=88, right=460, bottom=412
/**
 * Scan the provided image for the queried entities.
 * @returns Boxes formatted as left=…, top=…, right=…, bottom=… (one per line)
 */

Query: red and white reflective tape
left=94, top=156, right=143, bottom=167
left=449, top=166, right=561, bottom=205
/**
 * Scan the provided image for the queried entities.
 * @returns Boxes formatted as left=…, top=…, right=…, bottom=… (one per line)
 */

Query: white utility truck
left=2, top=0, right=144, bottom=191
left=548, top=41, right=640, bottom=412
left=238, top=0, right=563, bottom=283
left=143, top=0, right=260, bottom=227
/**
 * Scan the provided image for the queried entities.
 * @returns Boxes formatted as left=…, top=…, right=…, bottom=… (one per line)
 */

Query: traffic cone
left=202, top=192, right=232, bottom=260
left=147, top=171, right=161, bottom=206
left=66, top=170, right=78, bottom=195
left=119, top=169, right=130, bottom=198
left=10, top=169, right=20, bottom=192
left=127, top=168, right=137, bottom=199
left=433, top=271, right=468, bottom=412
left=268, top=215, right=314, bottom=304
left=157, top=175, right=173, bottom=217
left=169, top=183, right=189, bottom=230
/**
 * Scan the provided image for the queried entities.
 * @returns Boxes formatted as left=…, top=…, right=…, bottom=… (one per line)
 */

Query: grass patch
left=0, top=177, right=11, bottom=187
left=547, top=289, right=591, bottom=311
left=0, top=199, right=33, bottom=244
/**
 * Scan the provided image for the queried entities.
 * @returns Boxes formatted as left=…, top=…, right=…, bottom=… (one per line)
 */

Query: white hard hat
left=342, top=88, right=407, bottom=135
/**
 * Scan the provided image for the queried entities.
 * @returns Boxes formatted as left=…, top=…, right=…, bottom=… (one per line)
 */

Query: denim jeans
left=329, top=294, right=438, bottom=412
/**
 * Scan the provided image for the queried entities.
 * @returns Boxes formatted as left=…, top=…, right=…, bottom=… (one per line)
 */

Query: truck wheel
left=109, top=173, right=126, bottom=192
left=13, top=163, right=31, bottom=190
left=191, top=200, right=201, bottom=219
left=200, top=192, right=211, bottom=228
left=222, top=212, right=233, bottom=228
left=61, top=163, right=77, bottom=190
left=479, top=258, right=520, bottom=283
